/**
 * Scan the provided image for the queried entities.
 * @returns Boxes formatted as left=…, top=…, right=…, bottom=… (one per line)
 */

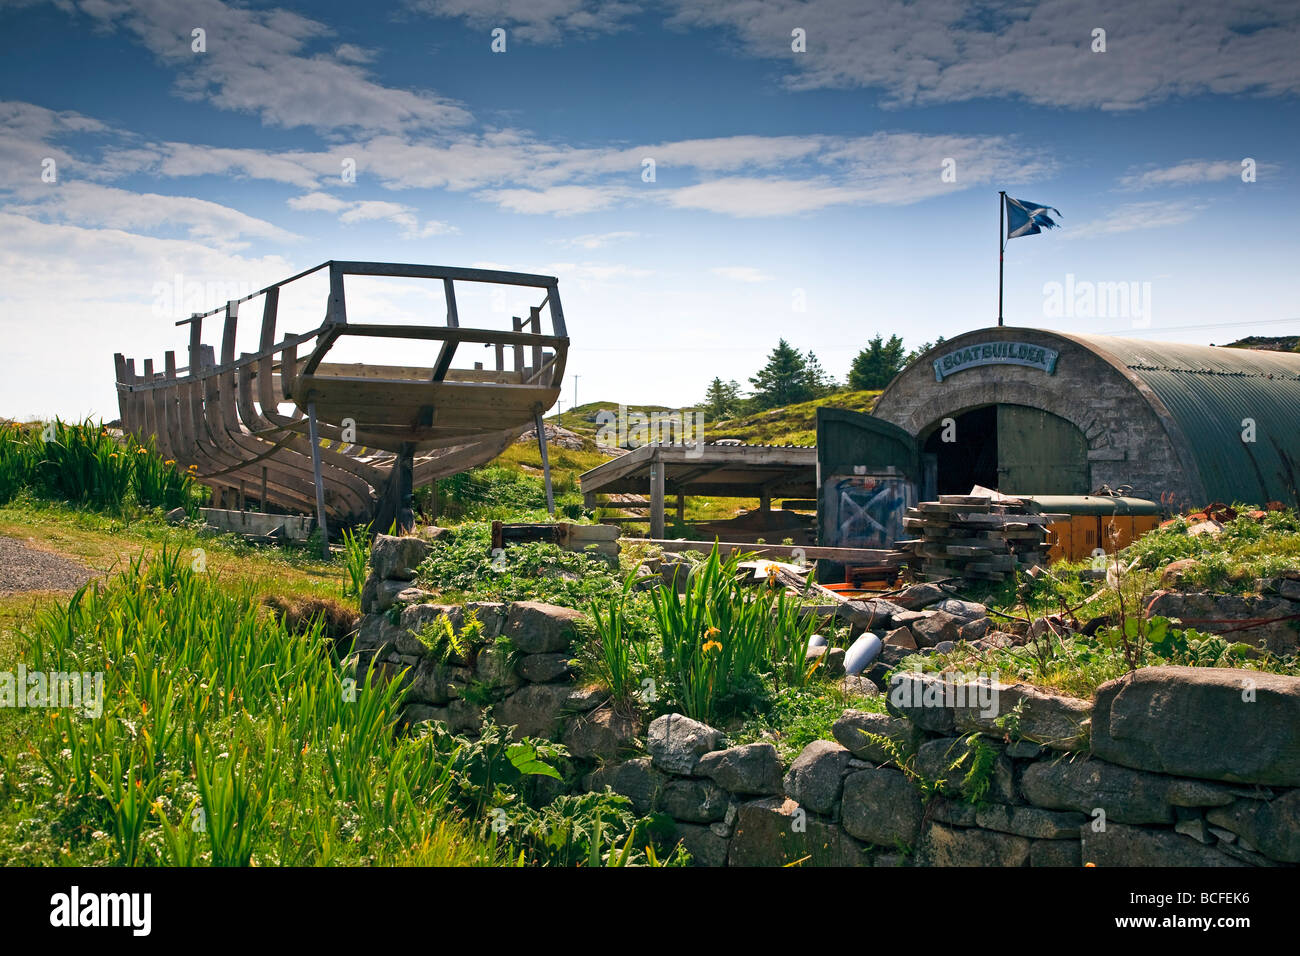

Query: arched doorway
left=922, top=404, right=1089, bottom=496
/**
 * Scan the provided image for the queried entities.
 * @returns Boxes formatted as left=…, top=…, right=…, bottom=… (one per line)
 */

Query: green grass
left=0, top=546, right=507, bottom=866
left=547, top=390, right=882, bottom=448
left=705, top=389, right=882, bottom=446
left=1, top=419, right=206, bottom=515
left=0, top=496, right=346, bottom=603
left=733, top=684, right=886, bottom=763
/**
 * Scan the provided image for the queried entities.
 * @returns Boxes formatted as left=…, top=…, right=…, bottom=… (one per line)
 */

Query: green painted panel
left=816, top=407, right=920, bottom=546
left=817, top=407, right=920, bottom=479
left=996, top=404, right=1089, bottom=494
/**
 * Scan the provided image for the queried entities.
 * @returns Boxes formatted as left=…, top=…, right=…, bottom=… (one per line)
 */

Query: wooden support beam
left=536, top=409, right=555, bottom=516
left=443, top=278, right=459, bottom=327
left=650, top=448, right=665, bottom=539
left=396, top=442, right=415, bottom=534
left=328, top=262, right=347, bottom=324
left=306, top=401, right=330, bottom=558
left=511, top=316, right=524, bottom=372
left=431, top=340, right=458, bottom=381
left=529, top=306, right=543, bottom=375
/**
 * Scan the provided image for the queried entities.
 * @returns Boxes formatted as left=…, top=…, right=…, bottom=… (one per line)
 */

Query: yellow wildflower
left=703, top=639, right=722, bottom=654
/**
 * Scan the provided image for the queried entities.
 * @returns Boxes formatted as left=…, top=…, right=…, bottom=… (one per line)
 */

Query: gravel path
left=0, top=536, right=97, bottom=595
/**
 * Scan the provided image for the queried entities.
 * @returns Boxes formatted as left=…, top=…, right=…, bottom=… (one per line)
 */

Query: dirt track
left=0, top=536, right=96, bottom=595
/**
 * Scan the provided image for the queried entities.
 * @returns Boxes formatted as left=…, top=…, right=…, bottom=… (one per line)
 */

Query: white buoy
left=844, top=632, right=882, bottom=676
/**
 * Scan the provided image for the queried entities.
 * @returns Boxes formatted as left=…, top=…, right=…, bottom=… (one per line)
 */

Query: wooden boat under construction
left=114, top=261, right=568, bottom=537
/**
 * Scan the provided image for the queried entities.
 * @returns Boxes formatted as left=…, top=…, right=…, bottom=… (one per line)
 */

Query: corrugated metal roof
left=1062, top=333, right=1300, bottom=505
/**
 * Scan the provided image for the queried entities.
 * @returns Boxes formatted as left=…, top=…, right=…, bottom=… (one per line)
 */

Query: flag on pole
left=1004, top=196, right=1061, bottom=239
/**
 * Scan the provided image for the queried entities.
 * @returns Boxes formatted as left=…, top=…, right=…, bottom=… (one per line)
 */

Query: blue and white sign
left=932, top=341, right=1059, bottom=382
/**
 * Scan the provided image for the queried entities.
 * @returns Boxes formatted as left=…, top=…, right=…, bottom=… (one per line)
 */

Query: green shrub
left=650, top=545, right=821, bottom=723
left=339, top=522, right=371, bottom=598
left=587, top=573, right=653, bottom=708
left=414, top=524, right=631, bottom=606
left=0, top=419, right=203, bottom=514
left=433, top=464, right=586, bottom=523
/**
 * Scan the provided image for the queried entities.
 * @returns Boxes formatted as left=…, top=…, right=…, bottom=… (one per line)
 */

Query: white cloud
left=334, top=43, right=376, bottom=63
left=409, top=0, right=640, bottom=43
left=1120, top=159, right=1271, bottom=189
left=1066, top=200, right=1205, bottom=238
left=553, top=231, right=641, bottom=249
left=665, top=0, right=1300, bottom=110
left=480, top=184, right=631, bottom=214
left=286, top=191, right=350, bottom=214
left=665, top=177, right=868, bottom=216
left=7, top=181, right=298, bottom=249
left=0, top=211, right=296, bottom=419
left=711, top=266, right=771, bottom=282
left=65, top=0, right=471, bottom=131
left=544, top=261, right=652, bottom=281
left=0, top=102, right=112, bottom=184
left=15, top=90, right=1048, bottom=222
left=288, top=191, right=458, bottom=238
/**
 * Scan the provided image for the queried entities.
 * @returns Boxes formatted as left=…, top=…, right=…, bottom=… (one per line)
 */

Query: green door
left=996, top=405, right=1089, bottom=494
left=816, top=407, right=921, bottom=547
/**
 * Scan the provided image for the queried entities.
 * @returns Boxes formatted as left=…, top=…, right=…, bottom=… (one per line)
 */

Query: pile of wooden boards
left=899, top=494, right=1065, bottom=582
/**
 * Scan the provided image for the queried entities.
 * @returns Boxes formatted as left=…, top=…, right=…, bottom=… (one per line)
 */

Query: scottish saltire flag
left=1005, top=196, right=1061, bottom=239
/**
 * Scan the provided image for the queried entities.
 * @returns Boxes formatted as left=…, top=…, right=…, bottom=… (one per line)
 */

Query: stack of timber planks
left=898, top=494, right=1064, bottom=582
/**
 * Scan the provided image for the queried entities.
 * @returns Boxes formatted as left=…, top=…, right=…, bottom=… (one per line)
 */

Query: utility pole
left=572, top=375, right=580, bottom=420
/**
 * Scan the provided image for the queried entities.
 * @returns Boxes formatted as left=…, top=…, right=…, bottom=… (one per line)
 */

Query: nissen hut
left=820, top=326, right=1300, bottom=520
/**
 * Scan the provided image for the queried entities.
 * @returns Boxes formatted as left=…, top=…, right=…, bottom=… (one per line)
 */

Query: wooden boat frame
left=114, top=260, right=569, bottom=539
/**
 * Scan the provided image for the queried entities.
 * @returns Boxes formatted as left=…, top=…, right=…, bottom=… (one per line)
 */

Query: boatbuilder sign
left=932, top=341, right=1059, bottom=382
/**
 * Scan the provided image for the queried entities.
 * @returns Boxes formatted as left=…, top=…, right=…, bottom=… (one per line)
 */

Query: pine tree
left=803, top=350, right=837, bottom=396
left=905, top=336, right=946, bottom=365
left=848, top=334, right=908, bottom=390
left=701, top=377, right=742, bottom=421
left=749, top=339, right=812, bottom=408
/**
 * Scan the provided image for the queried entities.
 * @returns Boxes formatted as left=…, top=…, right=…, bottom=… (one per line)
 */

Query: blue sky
left=1, top=0, right=1297, bottom=420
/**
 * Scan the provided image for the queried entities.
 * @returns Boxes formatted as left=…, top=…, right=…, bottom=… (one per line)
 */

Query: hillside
left=1221, top=334, right=1300, bottom=352
left=546, top=388, right=882, bottom=448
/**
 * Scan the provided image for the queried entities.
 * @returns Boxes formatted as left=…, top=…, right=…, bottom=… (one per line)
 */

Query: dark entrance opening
left=923, top=405, right=998, bottom=495
left=920, top=404, right=1091, bottom=496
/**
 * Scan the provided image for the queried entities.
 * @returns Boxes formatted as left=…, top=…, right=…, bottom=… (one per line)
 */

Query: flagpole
left=998, top=190, right=1006, bottom=327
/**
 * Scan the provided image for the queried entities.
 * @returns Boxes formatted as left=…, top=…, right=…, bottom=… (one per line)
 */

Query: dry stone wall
left=358, top=535, right=1300, bottom=867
